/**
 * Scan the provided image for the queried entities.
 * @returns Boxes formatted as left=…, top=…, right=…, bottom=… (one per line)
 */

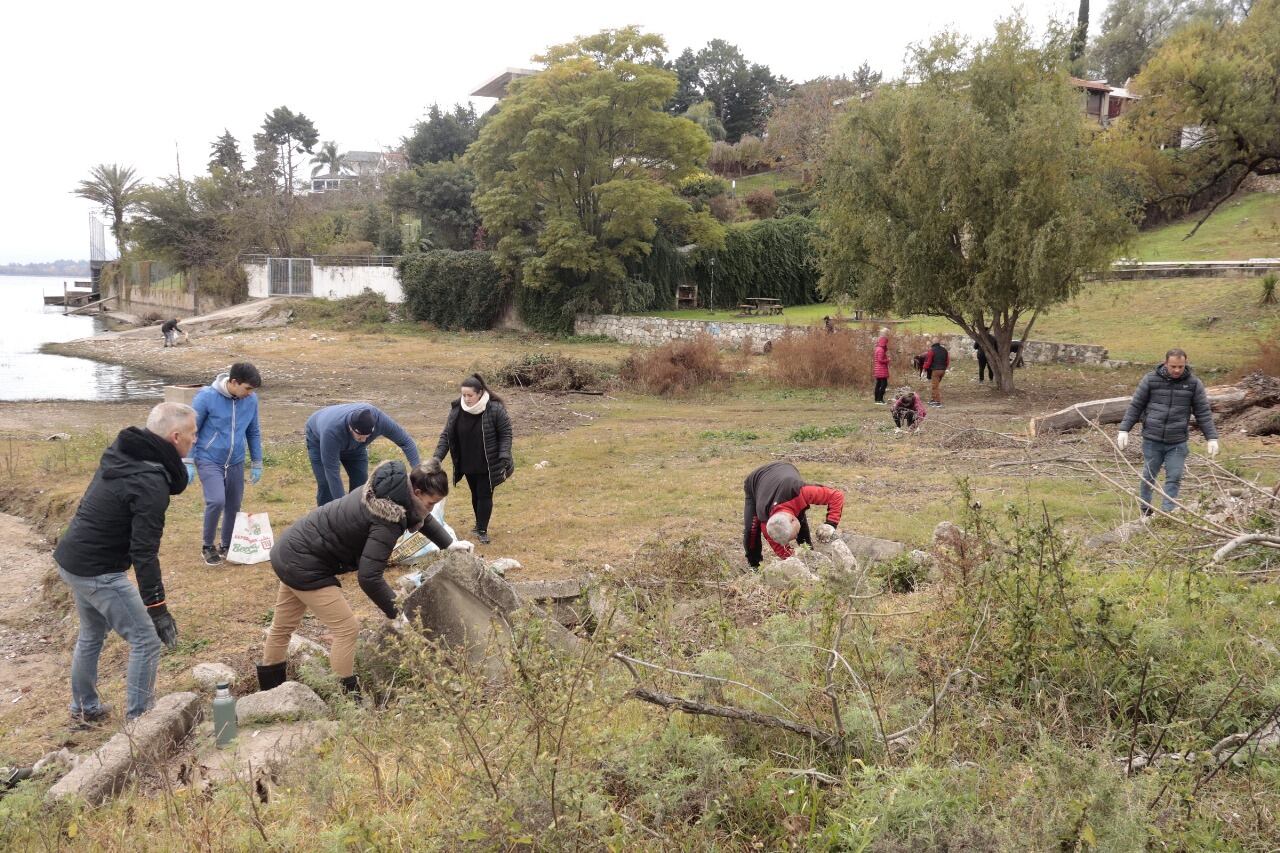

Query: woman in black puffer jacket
left=258, top=459, right=472, bottom=695
left=432, top=373, right=514, bottom=546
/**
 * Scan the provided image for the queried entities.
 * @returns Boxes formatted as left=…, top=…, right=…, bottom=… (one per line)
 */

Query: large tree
left=767, top=74, right=878, bottom=184
left=664, top=40, right=788, bottom=141
left=386, top=160, right=479, bottom=250
left=1087, top=0, right=1249, bottom=83
left=311, top=140, right=348, bottom=177
left=468, top=27, right=723, bottom=332
left=819, top=18, right=1137, bottom=391
left=209, top=130, right=244, bottom=175
left=72, top=164, right=145, bottom=255
left=404, top=103, right=479, bottom=166
left=261, top=106, right=319, bottom=199
left=1118, top=0, right=1279, bottom=232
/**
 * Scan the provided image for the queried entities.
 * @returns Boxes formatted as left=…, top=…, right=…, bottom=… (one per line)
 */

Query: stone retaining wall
left=574, top=314, right=1109, bottom=365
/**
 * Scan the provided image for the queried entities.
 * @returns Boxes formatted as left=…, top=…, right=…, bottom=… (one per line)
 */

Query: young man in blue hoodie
left=189, top=362, right=263, bottom=565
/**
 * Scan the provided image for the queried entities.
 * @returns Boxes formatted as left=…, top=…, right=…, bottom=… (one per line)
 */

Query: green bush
left=685, top=216, right=820, bottom=308
left=287, top=289, right=391, bottom=329
left=397, top=250, right=509, bottom=330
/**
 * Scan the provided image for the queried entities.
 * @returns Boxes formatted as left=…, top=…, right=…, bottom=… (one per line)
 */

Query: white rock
left=488, top=558, right=522, bottom=576
left=761, top=556, right=820, bottom=588
left=533, top=460, right=550, bottom=470
left=192, top=662, right=237, bottom=690
left=235, top=681, right=329, bottom=724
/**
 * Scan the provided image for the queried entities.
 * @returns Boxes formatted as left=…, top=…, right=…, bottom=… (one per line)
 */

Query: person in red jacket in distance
left=742, top=461, right=845, bottom=567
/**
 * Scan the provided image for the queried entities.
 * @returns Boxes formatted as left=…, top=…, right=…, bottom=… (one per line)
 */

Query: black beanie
left=349, top=407, right=376, bottom=435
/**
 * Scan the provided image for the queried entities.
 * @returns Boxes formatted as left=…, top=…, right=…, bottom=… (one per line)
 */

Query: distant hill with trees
left=0, top=260, right=90, bottom=277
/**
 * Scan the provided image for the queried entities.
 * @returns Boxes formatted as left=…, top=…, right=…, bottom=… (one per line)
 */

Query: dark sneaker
left=70, top=704, right=112, bottom=729
left=202, top=546, right=223, bottom=566
left=476, top=531, right=491, bottom=545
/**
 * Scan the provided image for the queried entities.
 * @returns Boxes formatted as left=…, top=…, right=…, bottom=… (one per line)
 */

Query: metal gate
left=268, top=258, right=313, bottom=296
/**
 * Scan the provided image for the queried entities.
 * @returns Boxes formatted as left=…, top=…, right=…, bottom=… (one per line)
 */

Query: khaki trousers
left=262, top=582, right=359, bottom=678
left=930, top=369, right=946, bottom=403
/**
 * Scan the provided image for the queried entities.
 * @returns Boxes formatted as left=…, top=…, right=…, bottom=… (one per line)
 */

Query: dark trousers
left=893, top=410, right=917, bottom=428
left=197, top=460, right=245, bottom=549
left=873, top=377, right=888, bottom=402
left=463, top=472, right=494, bottom=533
left=306, top=441, right=369, bottom=506
left=977, top=353, right=991, bottom=382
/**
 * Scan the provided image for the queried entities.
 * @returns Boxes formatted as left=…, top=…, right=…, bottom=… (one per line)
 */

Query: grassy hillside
left=1129, top=190, right=1280, bottom=261
left=731, top=167, right=803, bottom=194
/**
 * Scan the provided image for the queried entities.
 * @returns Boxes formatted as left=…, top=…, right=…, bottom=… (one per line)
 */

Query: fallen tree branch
left=625, top=687, right=838, bottom=746
left=883, top=668, right=980, bottom=747
left=1212, top=534, right=1280, bottom=564
left=611, top=652, right=800, bottom=719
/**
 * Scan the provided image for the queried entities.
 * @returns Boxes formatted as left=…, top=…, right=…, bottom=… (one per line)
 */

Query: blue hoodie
left=305, top=403, right=420, bottom=500
left=192, top=372, right=263, bottom=467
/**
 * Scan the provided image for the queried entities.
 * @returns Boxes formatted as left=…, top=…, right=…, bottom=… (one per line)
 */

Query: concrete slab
left=47, top=692, right=202, bottom=804
left=235, top=681, right=329, bottom=725
left=197, top=720, right=337, bottom=784
left=839, top=533, right=907, bottom=562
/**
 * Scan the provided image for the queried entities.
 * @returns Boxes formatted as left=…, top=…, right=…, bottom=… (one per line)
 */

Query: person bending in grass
left=742, top=461, right=845, bottom=569
left=891, top=385, right=927, bottom=434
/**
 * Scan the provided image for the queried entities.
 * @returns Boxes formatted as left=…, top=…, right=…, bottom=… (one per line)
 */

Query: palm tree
left=72, top=164, right=145, bottom=255
left=311, top=141, right=347, bottom=177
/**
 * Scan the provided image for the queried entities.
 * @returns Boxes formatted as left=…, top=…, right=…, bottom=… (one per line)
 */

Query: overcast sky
left=1, top=0, right=1082, bottom=263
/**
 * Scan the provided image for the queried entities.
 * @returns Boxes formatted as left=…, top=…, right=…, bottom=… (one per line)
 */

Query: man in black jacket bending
left=54, top=402, right=195, bottom=725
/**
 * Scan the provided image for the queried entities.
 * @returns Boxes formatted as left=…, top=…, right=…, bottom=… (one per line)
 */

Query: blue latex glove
left=250, top=464, right=263, bottom=485
left=185, top=463, right=197, bottom=484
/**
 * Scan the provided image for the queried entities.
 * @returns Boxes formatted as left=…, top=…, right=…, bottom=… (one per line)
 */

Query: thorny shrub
left=620, top=335, right=728, bottom=396
left=768, top=327, right=929, bottom=389
left=494, top=352, right=613, bottom=392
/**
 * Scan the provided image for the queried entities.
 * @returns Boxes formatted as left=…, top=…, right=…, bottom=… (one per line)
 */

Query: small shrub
left=679, top=172, right=730, bottom=200
left=743, top=189, right=778, bottom=219
left=700, top=429, right=759, bottom=442
left=768, top=327, right=928, bottom=388
left=708, top=194, right=741, bottom=223
left=878, top=552, right=929, bottom=593
left=789, top=423, right=859, bottom=442
left=322, top=240, right=376, bottom=256
left=1261, top=272, right=1277, bottom=306
left=289, top=289, right=391, bottom=329
left=494, top=352, right=613, bottom=392
left=620, top=336, right=728, bottom=396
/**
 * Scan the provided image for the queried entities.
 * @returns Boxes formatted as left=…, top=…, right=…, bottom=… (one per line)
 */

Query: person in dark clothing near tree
left=259, top=459, right=474, bottom=696
left=432, top=374, right=514, bottom=546
left=305, top=403, right=421, bottom=506
left=1117, top=348, right=1220, bottom=517
left=974, top=331, right=997, bottom=383
left=922, top=337, right=950, bottom=407
left=53, top=402, right=194, bottom=725
left=742, top=461, right=845, bottom=568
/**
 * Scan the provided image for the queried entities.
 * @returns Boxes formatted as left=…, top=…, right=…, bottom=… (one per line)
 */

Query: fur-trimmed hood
left=362, top=459, right=411, bottom=524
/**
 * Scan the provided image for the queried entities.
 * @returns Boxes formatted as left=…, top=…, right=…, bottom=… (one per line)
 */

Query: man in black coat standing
left=54, top=402, right=195, bottom=725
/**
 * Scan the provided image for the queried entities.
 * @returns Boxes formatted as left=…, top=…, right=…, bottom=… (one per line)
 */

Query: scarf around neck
left=461, top=391, right=489, bottom=415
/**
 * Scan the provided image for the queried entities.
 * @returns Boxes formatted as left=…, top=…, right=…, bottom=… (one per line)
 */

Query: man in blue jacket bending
left=305, top=403, right=420, bottom=506
left=190, top=362, right=263, bottom=565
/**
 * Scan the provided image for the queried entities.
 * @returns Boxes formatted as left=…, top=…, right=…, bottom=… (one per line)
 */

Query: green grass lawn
left=1128, top=190, right=1280, bottom=261
left=730, top=167, right=803, bottom=194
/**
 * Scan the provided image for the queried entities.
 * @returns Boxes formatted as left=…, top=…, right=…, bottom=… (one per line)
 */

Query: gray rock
left=815, top=538, right=859, bottom=573
left=840, top=532, right=907, bottom=562
left=932, top=521, right=965, bottom=550
left=48, top=692, right=202, bottom=804
left=192, top=662, right=237, bottom=691
left=488, top=557, right=522, bottom=576
left=198, top=720, right=338, bottom=784
left=235, top=681, right=329, bottom=725
left=761, top=556, right=820, bottom=588
left=259, top=628, right=329, bottom=661
left=510, top=577, right=585, bottom=600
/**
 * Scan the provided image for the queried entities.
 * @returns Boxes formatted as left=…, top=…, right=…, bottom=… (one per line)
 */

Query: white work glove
left=1207, top=439, right=1220, bottom=458
left=447, top=539, right=475, bottom=553
left=815, top=523, right=836, bottom=543
left=386, top=612, right=409, bottom=633
left=1116, top=431, right=1129, bottom=451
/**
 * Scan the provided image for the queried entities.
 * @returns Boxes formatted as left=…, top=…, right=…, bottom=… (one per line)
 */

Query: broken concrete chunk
left=235, top=681, right=329, bottom=725
left=762, top=556, right=820, bottom=588
left=840, top=532, right=907, bottom=562
left=488, top=557, right=522, bottom=576
left=198, top=720, right=338, bottom=784
left=192, top=662, right=237, bottom=691
left=47, top=692, right=202, bottom=804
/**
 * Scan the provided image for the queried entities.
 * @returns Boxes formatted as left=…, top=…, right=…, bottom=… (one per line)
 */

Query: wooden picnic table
left=737, top=297, right=783, bottom=316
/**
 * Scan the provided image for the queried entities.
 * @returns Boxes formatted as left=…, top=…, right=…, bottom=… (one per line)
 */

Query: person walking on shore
left=53, top=403, right=194, bottom=725
left=873, top=328, right=891, bottom=404
left=922, top=337, right=950, bottom=407
left=742, top=461, right=845, bottom=568
left=1116, top=348, right=1220, bottom=516
left=190, top=362, right=263, bottom=565
left=305, top=403, right=421, bottom=506
left=258, top=460, right=473, bottom=696
left=160, top=318, right=187, bottom=348
left=432, top=374, right=514, bottom=546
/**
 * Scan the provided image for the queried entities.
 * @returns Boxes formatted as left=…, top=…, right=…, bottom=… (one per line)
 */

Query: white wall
left=246, top=263, right=270, bottom=299
left=242, top=262, right=403, bottom=303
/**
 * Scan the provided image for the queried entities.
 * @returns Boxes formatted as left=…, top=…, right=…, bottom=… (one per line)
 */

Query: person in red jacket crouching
left=742, top=461, right=845, bottom=568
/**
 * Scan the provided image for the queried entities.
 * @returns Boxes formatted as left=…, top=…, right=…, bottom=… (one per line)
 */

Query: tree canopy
left=665, top=40, right=788, bottom=141
left=404, top=103, right=480, bottom=166
left=72, top=164, right=145, bottom=255
left=468, top=27, right=723, bottom=333
left=260, top=106, right=319, bottom=199
left=386, top=160, right=479, bottom=251
left=820, top=18, right=1137, bottom=390
left=767, top=74, right=878, bottom=183
left=1086, top=0, right=1250, bottom=83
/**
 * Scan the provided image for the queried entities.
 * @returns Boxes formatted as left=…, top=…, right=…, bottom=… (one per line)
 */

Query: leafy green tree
left=1119, top=0, right=1280, bottom=233
left=681, top=100, right=726, bottom=141
left=209, top=131, right=244, bottom=174
left=668, top=48, right=702, bottom=114
left=1087, top=0, right=1248, bottom=82
left=261, top=106, right=319, bottom=199
left=405, top=103, right=479, bottom=165
left=820, top=18, right=1137, bottom=391
left=131, top=178, right=228, bottom=269
left=311, top=140, right=347, bottom=177
left=767, top=76, right=871, bottom=184
left=468, top=26, right=724, bottom=333
left=1070, top=0, right=1090, bottom=65
left=72, top=164, right=145, bottom=255
left=387, top=160, right=479, bottom=250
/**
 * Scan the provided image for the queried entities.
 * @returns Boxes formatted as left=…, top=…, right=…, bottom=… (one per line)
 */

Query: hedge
left=397, top=250, right=509, bottom=331
left=685, top=215, right=820, bottom=309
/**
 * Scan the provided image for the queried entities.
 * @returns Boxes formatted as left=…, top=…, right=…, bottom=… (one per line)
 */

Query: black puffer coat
left=433, top=399, right=514, bottom=489
left=1119, top=363, right=1219, bottom=444
left=270, top=460, right=452, bottom=617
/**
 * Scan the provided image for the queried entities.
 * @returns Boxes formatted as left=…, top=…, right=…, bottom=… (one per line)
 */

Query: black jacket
left=1119, top=364, right=1219, bottom=444
left=54, top=427, right=189, bottom=607
left=269, top=460, right=453, bottom=618
left=433, top=399, right=514, bottom=489
left=742, top=461, right=812, bottom=567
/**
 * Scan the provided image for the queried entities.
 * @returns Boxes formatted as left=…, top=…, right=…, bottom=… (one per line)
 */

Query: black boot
left=339, top=674, right=361, bottom=699
left=256, top=662, right=287, bottom=692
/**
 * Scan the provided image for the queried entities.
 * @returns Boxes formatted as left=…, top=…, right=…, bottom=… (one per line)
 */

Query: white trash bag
left=226, top=511, right=275, bottom=565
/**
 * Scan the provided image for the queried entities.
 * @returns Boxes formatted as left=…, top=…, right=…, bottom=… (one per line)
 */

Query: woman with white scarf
left=431, top=373, right=514, bottom=545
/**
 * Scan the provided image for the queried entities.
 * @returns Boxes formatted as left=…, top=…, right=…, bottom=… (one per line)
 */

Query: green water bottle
left=212, top=682, right=238, bottom=748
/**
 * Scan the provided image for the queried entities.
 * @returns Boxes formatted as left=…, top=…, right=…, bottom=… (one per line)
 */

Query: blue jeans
left=57, top=565, right=162, bottom=720
left=197, top=460, right=244, bottom=550
left=1140, top=438, right=1189, bottom=512
left=306, top=441, right=369, bottom=506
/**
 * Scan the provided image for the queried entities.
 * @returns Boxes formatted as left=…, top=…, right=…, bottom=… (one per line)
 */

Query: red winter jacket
left=762, top=485, right=845, bottom=559
left=892, top=392, right=928, bottom=420
left=874, top=336, right=890, bottom=379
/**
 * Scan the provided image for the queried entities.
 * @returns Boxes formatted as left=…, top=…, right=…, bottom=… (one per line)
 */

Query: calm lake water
left=0, top=275, right=163, bottom=401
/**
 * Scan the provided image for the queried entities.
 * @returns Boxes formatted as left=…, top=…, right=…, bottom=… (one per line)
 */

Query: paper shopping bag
left=226, top=512, right=274, bottom=565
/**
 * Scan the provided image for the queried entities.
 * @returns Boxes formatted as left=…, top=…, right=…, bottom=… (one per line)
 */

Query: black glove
left=502, top=457, right=515, bottom=478
left=148, top=604, right=179, bottom=649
